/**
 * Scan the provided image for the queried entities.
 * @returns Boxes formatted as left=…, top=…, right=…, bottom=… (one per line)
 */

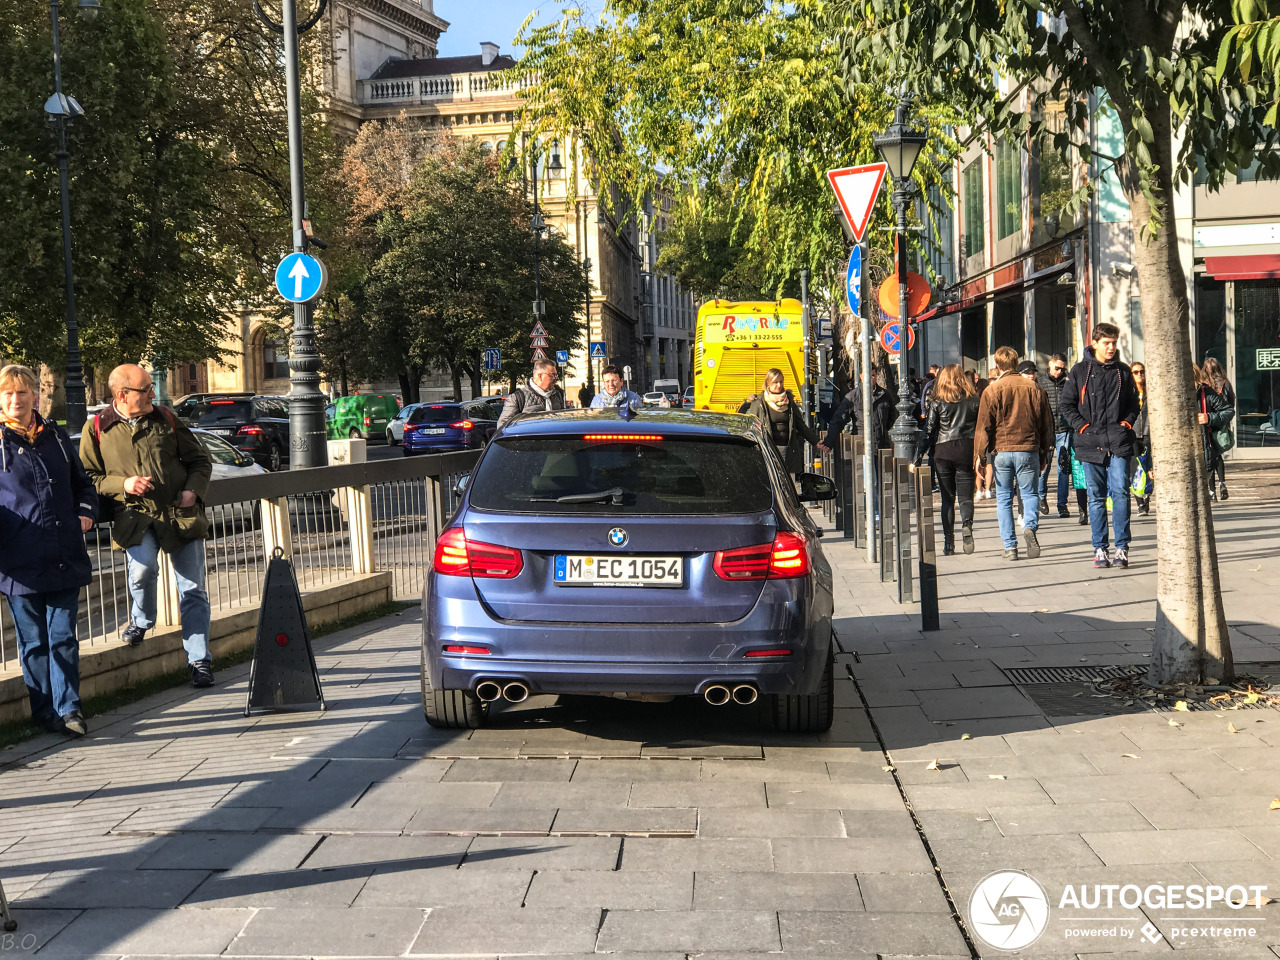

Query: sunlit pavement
left=1, top=468, right=1278, bottom=958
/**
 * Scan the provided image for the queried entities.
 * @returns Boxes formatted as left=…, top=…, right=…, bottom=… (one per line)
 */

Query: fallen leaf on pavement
left=1256, top=565, right=1263, bottom=572
left=1011, top=633, right=1021, bottom=638
left=1121, top=753, right=1140, bottom=759
left=988, top=774, right=1006, bottom=780
left=1174, top=701, right=1190, bottom=712
left=882, top=765, right=895, bottom=772
left=1169, top=718, right=1183, bottom=727
left=1228, top=723, right=1240, bottom=734
left=1072, top=691, right=1085, bottom=697
left=1270, top=798, right=1280, bottom=810
left=1206, top=677, right=1219, bottom=685
left=961, top=734, right=971, bottom=740
left=925, top=759, right=941, bottom=771
left=977, top=816, right=992, bottom=821
left=1246, top=692, right=1261, bottom=704
left=1232, top=893, right=1275, bottom=907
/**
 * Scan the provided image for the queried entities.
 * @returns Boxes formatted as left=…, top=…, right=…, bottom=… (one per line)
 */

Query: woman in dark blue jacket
left=0, top=365, right=97, bottom=736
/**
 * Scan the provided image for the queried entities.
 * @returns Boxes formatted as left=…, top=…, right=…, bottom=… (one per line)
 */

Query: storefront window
left=996, top=140, right=1022, bottom=240
left=1233, top=279, right=1280, bottom=447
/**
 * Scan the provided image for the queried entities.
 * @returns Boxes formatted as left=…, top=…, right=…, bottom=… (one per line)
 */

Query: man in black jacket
left=497, top=359, right=566, bottom=431
left=1037, top=352, right=1071, bottom=517
left=820, top=372, right=895, bottom=452
left=1060, top=324, right=1141, bottom=569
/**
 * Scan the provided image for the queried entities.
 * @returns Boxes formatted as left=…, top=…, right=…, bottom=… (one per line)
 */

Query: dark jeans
left=6, top=588, right=81, bottom=723
left=933, top=456, right=975, bottom=542
left=1040, top=431, right=1071, bottom=509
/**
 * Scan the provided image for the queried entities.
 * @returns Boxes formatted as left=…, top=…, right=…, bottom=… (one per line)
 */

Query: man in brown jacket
left=80, top=364, right=216, bottom=687
left=973, top=346, right=1055, bottom=560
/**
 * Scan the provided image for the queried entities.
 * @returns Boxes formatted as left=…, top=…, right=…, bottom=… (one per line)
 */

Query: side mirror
left=796, top=472, right=836, bottom=502
left=453, top=474, right=471, bottom=497
left=237, top=456, right=254, bottom=468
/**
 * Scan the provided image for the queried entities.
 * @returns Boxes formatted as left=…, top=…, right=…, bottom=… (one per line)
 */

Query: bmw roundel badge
left=608, top=527, right=628, bottom=547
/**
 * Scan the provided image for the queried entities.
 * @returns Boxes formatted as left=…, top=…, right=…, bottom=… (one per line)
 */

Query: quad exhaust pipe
left=704, top=683, right=758, bottom=706
left=474, top=680, right=529, bottom=703
left=703, top=684, right=731, bottom=706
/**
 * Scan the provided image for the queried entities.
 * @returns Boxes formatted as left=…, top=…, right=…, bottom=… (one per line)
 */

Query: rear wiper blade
left=554, top=486, right=626, bottom=504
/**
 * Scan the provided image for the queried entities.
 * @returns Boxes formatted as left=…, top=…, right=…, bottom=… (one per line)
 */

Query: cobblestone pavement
left=0, top=471, right=1278, bottom=959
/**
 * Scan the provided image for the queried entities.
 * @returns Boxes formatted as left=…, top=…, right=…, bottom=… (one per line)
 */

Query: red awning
left=1204, top=254, right=1280, bottom=280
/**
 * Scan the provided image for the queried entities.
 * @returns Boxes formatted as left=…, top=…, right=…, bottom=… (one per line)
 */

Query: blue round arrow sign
left=846, top=247, right=862, bottom=315
left=275, top=252, right=327, bottom=304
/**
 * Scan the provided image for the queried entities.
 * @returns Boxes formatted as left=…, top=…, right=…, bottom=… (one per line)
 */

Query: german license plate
left=554, top=555, right=683, bottom=587
left=210, top=429, right=234, bottom=437
left=424, top=428, right=446, bottom=435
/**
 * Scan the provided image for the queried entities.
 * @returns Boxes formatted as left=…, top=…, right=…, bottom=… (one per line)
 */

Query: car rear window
left=468, top=435, right=774, bottom=515
left=192, top=400, right=252, bottom=424
left=409, top=405, right=462, bottom=424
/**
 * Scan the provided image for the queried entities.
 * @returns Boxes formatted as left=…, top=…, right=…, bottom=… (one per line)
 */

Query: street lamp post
left=44, top=0, right=99, bottom=432
left=529, top=140, right=564, bottom=323
left=874, top=92, right=928, bottom=461
left=254, top=0, right=329, bottom=467
left=583, top=255, right=594, bottom=394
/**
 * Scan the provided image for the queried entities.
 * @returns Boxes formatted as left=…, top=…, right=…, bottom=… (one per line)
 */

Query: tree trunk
left=449, top=363, right=463, bottom=402
left=470, top=352, right=482, bottom=398
left=39, top=365, right=65, bottom=422
left=397, top=370, right=412, bottom=404
left=1122, top=108, right=1233, bottom=685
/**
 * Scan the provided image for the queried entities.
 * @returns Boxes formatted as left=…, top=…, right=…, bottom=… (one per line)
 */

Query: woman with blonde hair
left=912, top=363, right=979, bottom=554
left=745, top=368, right=819, bottom=476
left=0, top=365, right=97, bottom=736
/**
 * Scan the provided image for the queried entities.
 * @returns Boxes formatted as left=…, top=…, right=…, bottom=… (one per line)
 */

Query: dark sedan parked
left=185, top=396, right=290, bottom=471
left=402, top=400, right=500, bottom=455
left=420, top=408, right=837, bottom=731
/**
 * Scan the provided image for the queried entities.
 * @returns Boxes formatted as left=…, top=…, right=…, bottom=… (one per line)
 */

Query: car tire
left=421, top=647, right=487, bottom=729
left=267, top=442, right=282, bottom=472
left=387, top=429, right=398, bottom=446
left=770, top=642, right=834, bottom=733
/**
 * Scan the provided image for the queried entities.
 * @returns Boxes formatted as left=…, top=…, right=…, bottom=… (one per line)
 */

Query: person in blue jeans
left=973, top=347, right=1055, bottom=560
left=1060, top=323, right=1142, bottom=568
left=80, top=364, right=216, bottom=687
left=1037, top=353, right=1072, bottom=516
left=0, top=364, right=97, bottom=736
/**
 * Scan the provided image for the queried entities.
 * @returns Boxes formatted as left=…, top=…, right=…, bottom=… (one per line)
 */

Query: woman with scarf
left=0, top=365, right=97, bottom=736
left=745, top=369, right=820, bottom=477
left=910, top=363, right=978, bottom=555
left=1196, top=362, right=1235, bottom=502
left=589, top=365, right=643, bottom=410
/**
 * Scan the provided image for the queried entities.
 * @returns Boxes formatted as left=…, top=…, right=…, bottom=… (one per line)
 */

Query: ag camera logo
left=969, top=870, right=1050, bottom=950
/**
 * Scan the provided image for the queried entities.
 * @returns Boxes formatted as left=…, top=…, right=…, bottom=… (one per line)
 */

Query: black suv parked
left=184, top=396, right=290, bottom=471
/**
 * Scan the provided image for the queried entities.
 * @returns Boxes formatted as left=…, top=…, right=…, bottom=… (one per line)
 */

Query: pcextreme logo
left=969, top=870, right=1051, bottom=950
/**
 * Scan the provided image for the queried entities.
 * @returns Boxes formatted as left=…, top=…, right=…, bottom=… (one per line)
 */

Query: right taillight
left=713, top=533, right=809, bottom=581
left=433, top=528, right=523, bottom=579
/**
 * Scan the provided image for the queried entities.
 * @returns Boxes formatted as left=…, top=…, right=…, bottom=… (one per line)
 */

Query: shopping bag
left=1130, top=461, right=1149, bottom=498
left=1071, top=453, right=1087, bottom=490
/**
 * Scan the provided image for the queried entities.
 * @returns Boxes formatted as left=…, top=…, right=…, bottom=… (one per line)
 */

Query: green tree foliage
left=655, top=185, right=778, bottom=302
left=838, top=0, right=1266, bottom=683
left=516, top=0, right=960, bottom=311
left=338, top=123, right=588, bottom=401
left=0, top=0, right=339, bottom=391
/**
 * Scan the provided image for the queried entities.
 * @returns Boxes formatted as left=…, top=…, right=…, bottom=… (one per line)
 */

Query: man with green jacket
left=80, top=364, right=216, bottom=687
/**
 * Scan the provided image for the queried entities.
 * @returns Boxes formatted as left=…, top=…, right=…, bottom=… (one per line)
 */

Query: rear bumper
left=423, top=575, right=831, bottom=697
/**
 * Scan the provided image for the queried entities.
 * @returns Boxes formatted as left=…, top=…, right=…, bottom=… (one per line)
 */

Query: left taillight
left=713, top=532, right=809, bottom=581
left=433, top=528, right=523, bottom=579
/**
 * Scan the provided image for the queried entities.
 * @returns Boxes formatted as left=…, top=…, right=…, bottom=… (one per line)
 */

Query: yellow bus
left=693, top=298, right=806, bottom=413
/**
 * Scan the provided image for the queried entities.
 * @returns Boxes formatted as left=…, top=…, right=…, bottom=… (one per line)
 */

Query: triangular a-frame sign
left=827, top=163, right=888, bottom=244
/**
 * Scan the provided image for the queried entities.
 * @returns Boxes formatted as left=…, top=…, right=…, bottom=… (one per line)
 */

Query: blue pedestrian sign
left=555, top=349, right=569, bottom=364
left=846, top=246, right=862, bottom=316
left=589, top=341, right=608, bottom=360
left=275, top=252, right=327, bottom=304
left=482, top=348, right=501, bottom=372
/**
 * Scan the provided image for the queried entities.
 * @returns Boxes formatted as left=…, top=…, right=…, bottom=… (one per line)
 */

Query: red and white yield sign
left=827, top=162, right=888, bottom=244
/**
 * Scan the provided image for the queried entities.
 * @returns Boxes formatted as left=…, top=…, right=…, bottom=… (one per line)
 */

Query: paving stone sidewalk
left=0, top=487, right=1276, bottom=959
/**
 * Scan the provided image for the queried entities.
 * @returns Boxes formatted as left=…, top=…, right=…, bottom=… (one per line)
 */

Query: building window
left=962, top=159, right=985, bottom=257
left=996, top=140, right=1022, bottom=240
left=264, top=341, right=290, bottom=380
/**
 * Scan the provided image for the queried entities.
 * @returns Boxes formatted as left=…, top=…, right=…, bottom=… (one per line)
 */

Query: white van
left=652, top=378, right=682, bottom=406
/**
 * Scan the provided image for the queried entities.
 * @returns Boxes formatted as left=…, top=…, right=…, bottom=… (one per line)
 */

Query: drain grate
left=1017, top=682, right=1150, bottom=717
left=1003, top=665, right=1146, bottom=684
